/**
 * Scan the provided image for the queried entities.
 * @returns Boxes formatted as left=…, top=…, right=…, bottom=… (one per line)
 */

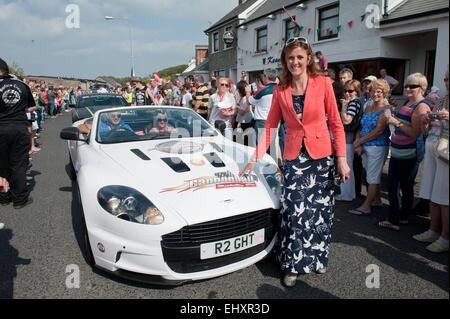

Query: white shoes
left=283, top=273, right=298, bottom=287
left=426, top=239, right=449, bottom=253
left=0, top=222, right=4, bottom=230
left=413, top=230, right=440, bottom=243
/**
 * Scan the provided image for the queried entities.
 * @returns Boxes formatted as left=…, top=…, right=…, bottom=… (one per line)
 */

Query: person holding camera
left=0, top=58, right=34, bottom=209
left=413, top=69, right=449, bottom=253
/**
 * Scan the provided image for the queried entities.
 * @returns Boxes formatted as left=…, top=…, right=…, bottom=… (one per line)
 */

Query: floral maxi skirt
left=277, top=150, right=336, bottom=274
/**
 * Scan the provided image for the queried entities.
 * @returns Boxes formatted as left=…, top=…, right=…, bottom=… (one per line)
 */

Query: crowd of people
left=1, top=40, right=448, bottom=288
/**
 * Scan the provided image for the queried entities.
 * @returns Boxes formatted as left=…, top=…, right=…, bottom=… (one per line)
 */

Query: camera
left=428, top=112, right=439, bottom=121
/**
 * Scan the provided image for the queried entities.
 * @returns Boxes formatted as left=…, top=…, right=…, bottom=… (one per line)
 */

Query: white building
left=237, top=0, right=449, bottom=93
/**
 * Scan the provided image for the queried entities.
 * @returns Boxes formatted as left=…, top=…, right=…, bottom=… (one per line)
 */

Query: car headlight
left=263, top=165, right=284, bottom=198
left=97, top=186, right=165, bottom=225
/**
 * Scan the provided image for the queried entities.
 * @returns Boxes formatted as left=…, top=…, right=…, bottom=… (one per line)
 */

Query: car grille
left=161, top=209, right=279, bottom=274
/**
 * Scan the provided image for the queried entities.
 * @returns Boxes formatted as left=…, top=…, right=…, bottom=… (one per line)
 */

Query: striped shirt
left=391, top=99, right=431, bottom=159
left=194, top=85, right=210, bottom=116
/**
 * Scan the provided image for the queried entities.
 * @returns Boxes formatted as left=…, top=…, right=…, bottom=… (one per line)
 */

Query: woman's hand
left=0, top=177, right=9, bottom=193
left=353, top=138, right=362, bottom=149
left=355, top=146, right=363, bottom=156
left=337, top=157, right=351, bottom=183
left=438, top=109, right=449, bottom=122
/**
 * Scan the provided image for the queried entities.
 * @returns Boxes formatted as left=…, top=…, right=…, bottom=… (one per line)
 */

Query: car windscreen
left=96, top=108, right=217, bottom=144
left=78, top=96, right=127, bottom=108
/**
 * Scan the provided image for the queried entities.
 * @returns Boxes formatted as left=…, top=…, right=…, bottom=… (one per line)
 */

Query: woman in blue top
left=350, top=80, right=391, bottom=216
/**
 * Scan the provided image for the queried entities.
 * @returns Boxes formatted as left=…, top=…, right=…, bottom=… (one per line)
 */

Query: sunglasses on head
left=404, top=84, right=421, bottom=89
left=285, top=37, right=309, bottom=48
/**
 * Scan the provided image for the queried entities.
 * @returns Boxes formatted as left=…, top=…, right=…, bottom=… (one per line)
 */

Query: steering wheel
left=106, top=128, right=136, bottom=141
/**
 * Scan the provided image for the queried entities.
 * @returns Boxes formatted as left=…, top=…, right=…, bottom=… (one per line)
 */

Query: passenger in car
left=145, top=112, right=177, bottom=135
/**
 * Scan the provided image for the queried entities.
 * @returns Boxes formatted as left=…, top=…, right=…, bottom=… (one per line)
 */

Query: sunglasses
left=404, top=84, right=421, bottom=90
left=285, top=37, right=309, bottom=47
left=110, top=114, right=121, bottom=119
left=344, top=90, right=355, bottom=94
left=444, top=78, right=449, bottom=82
left=157, top=118, right=168, bottom=123
left=220, top=83, right=230, bottom=87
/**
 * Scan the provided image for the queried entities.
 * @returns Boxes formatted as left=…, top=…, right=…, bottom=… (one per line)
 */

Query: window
left=213, top=32, right=219, bottom=52
left=256, top=26, right=268, bottom=53
left=224, top=26, right=234, bottom=49
left=285, top=17, right=297, bottom=41
left=318, top=3, right=339, bottom=41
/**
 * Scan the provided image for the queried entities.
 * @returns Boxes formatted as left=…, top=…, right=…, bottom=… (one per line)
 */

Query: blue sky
left=0, top=0, right=237, bottom=78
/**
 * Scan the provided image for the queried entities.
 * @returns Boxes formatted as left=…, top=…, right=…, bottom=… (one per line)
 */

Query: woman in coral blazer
left=242, top=37, right=350, bottom=288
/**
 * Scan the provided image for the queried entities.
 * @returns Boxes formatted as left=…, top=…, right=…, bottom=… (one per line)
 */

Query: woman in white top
left=208, top=78, right=236, bottom=140
left=413, top=69, right=449, bottom=253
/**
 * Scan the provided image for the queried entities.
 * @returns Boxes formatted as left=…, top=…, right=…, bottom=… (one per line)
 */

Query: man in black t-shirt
left=133, top=81, right=147, bottom=106
left=0, top=58, right=34, bottom=208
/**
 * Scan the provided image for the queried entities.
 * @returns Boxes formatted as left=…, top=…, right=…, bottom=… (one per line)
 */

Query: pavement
left=0, top=111, right=448, bottom=299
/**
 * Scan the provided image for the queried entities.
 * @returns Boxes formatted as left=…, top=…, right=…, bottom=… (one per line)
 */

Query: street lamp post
left=105, top=16, right=135, bottom=78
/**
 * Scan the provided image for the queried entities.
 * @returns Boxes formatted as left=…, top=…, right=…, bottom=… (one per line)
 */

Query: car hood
left=98, top=138, right=278, bottom=225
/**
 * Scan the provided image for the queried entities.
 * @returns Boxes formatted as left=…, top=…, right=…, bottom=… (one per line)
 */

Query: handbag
left=434, top=123, right=449, bottom=164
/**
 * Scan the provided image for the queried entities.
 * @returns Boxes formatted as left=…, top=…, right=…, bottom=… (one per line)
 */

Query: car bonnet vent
left=161, top=158, right=191, bottom=173
left=203, top=153, right=226, bottom=168
left=131, top=149, right=151, bottom=161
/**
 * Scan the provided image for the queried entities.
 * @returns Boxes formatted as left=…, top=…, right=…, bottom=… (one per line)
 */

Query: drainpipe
left=383, top=0, right=389, bottom=17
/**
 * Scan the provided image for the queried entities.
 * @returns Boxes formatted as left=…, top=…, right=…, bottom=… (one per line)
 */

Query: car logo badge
left=97, top=243, right=106, bottom=253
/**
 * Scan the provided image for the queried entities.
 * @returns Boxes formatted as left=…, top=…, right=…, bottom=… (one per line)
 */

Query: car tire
left=68, top=155, right=77, bottom=181
left=76, top=185, right=95, bottom=266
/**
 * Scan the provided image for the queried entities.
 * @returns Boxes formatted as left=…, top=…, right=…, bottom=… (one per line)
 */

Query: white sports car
left=61, top=106, right=282, bottom=285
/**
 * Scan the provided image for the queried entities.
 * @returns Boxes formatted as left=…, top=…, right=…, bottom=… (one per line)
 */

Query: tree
left=9, top=61, right=25, bottom=78
left=155, top=65, right=188, bottom=81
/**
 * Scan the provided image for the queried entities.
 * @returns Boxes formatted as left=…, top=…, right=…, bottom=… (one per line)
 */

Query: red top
left=255, top=75, right=346, bottom=161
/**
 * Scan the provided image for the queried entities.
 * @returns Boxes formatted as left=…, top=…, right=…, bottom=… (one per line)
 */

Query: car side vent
left=203, top=153, right=226, bottom=168
left=209, top=142, right=224, bottom=153
left=131, top=149, right=151, bottom=161
left=161, top=158, right=191, bottom=173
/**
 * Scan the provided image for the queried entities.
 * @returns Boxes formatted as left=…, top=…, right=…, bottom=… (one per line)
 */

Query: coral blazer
left=255, top=75, right=346, bottom=161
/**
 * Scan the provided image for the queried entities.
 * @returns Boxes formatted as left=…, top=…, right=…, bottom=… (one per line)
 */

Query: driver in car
left=78, top=111, right=134, bottom=139
left=145, top=113, right=177, bottom=135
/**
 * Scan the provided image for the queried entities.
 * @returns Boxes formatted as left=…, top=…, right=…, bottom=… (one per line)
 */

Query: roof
left=382, top=0, right=449, bottom=24
left=240, top=0, right=304, bottom=26
left=205, top=0, right=260, bottom=33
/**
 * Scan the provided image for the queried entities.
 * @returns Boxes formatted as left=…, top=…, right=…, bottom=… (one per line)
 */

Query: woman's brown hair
left=279, top=41, right=318, bottom=89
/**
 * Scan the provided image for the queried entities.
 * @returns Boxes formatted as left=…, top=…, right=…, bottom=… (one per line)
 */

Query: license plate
left=200, top=229, right=265, bottom=260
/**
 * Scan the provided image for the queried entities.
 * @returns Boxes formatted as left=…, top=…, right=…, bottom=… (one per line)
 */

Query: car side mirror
left=214, top=120, right=226, bottom=132
left=60, top=127, right=88, bottom=143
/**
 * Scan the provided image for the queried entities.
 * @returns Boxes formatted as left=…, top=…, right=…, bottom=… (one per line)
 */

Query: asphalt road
left=0, top=111, right=448, bottom=299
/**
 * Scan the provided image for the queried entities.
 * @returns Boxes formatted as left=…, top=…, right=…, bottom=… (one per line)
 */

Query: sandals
left=348, top=208, right=372, bottom=216
left=377, top=220, right=400, bottom=231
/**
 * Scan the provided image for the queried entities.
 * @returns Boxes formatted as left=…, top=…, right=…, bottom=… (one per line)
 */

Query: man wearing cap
left=0, top=58, right=35, bottom=209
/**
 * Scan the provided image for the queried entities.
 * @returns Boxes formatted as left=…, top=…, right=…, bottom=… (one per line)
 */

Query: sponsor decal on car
left=161, top=171, right=258, bottom=193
